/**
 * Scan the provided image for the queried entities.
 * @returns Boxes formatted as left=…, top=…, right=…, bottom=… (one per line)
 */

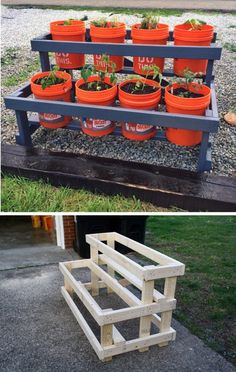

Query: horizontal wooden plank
left=31, top=39, right=222, bottom=59
left=101, top=300, right=176, bottom=325
left=59, top=262, right=104, bottom=325
left=88, top=261, right=142, bottom=308
left=2, top=144, right=236, bottom=211
left=4, top=95, right=218, bottom=131
left=102, top=329, right=175, bottom=358
left=113, top=232, right=183, bottom=266
left=99, top=253, right=165, bottom=302
left=61, top=286, right=103, bottom=360
left=63, top=259, right=90, bottom=270
left=87, top=236, right=145, bottom=279
left=143, top=263, right=185, bottom=281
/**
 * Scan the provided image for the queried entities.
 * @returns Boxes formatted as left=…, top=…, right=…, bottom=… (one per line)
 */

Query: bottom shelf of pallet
left=61, top=286, right=176, bottom=361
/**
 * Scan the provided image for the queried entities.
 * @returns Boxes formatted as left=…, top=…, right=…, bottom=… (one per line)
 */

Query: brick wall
left=63, top=216, right=76, bottom=249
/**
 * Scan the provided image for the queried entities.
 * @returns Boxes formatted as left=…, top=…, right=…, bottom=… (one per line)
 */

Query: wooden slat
left=59, top=262, right=104, bottom=325
left=113, top=232, right=181, bottom=266
left=139, top=279, right=154, bottom=352
left=102, top=330, right=176, bottom=359
left=61, top=287, right=103, bottom=360
left=87, top=235, right=145, bottom=280
left=143, top=263, right=185, bottom=281
left=99, top=254, right=165, bottom=302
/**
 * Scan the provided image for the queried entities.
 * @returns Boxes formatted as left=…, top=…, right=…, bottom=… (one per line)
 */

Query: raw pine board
left=59, top=232, right=185, bottom=361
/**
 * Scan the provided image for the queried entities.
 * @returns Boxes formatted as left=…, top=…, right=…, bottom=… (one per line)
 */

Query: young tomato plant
left=170, top=68, right=204, bottom=97
left=184, top=19, right=206, bottom=31
left=80, top=55, right=117, bottom=91
left=140, top=14, right=160, bottom=30
left=35, top=66, right=65, bottom=90
left=127, top=65, right=162, bottom=94
left=91, top=18, right=118, bottom=28
left=63, top=19, right=74, bottom=26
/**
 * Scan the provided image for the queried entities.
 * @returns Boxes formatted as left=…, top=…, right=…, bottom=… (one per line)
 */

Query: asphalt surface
left=1, top=241, right=236, bottom=371
left=2, top=0, right=236, bottom=11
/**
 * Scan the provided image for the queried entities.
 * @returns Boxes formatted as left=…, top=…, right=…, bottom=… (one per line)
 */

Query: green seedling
left=81, top=55, right=117, bottom=91
left=184, top=19, right=206, bottom=31
left=63, top=19, right=75, bottom=25
left=140, top=14, right=160, bottom=29
left=127, top=65, right=162, bottom=94
left=170, top=68, right=204, bottom=97
left=36, top=66, right=65, bottom=90
left=91, top=18, right=118, bottom=28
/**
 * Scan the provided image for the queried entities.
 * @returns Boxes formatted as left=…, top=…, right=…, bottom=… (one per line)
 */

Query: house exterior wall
left=63, top=216, right=76, bottom=249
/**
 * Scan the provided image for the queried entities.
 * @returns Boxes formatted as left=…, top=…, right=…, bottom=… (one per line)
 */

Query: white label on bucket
left=55, top=52, right=72, bottom=65
left=95, top=54, right=113, bottom=69
left=138, top=57, right=155, bottom=71
left=39, top=112, right=64, bottom=124
left=124, top=123, right=154, bottom=134
left=82, top=118, right=113, bottom=131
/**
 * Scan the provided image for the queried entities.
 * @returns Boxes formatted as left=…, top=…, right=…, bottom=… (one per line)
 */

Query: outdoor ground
left=1, top=5, right=236, bottom=211
left=1, top=176, right=170, bottom=212
left=0, top=216, right=236, bottom=371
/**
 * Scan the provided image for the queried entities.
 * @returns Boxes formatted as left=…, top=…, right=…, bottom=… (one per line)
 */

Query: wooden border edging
left=2, top=143, right=236, bottom=212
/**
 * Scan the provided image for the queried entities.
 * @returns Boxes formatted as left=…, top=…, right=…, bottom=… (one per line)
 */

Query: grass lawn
left=1, top=175, right=173, bottom=212
left=145, top=216, right=236, bottom=366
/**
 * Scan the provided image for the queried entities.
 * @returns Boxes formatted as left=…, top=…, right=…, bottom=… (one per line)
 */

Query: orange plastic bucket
left=90, top=22, right=126, bottom=72
left=118, top=78, right=161, bottom=140
left=31, top=71, right=72, bottom=129
left=50, top=20, right=85, bottom=69
left=131, top=23, right=169, bottom=74
left=75, top=76, right=117, bottom=136
left=165, top=82, right=211, bottom=146
left=173, top=23, right=214, bottom=76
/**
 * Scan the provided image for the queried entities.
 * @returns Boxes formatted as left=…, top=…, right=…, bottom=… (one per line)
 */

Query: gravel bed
left=1, top=6, right=236, bottom=175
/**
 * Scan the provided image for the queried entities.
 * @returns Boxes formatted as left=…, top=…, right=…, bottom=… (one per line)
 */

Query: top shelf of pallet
left=31, top=31, right=221, bottom=60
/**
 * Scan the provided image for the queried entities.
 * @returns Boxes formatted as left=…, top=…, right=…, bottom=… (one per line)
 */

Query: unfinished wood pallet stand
left=59, top=232, right=185, bottom=361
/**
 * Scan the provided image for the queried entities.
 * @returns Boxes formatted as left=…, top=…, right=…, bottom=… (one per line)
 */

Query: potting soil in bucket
left=173, top=23, right=214, bottom=76
left=90, top=22, right=126, bottom=72
left=165, top=83, right=211, bottom=146
left=31, top=71, right=72, bottom=129
left=50, top=20, right=86, bottom=69
left=119, top=79, right=161, bottom=140
left=131, top=23, right=169, bottom=75
left=75, top=76, right=117, bottom=136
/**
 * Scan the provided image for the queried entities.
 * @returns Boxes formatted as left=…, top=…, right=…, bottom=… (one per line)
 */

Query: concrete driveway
left=0, top=245, right=235, bottom=372
left=2, top=0, right=236, bottom=11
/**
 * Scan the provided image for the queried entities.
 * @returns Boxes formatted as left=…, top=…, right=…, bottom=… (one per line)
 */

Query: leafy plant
left=169, top=68, right=204, bottom=97
left=184, top=19, right=206, bottom=31
left=140, top=14, right=160, bottom=29
left=80, top=55, right=117, bottom=91
left=126, top=65, right=162, bottom=94
left=35, top=66, right=65, bottom=90
left=63, top=19, right=73, bottom=25
left=91, top=18, right=118, bottom=28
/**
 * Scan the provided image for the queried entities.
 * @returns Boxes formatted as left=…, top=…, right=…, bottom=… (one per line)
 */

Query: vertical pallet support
left=39, top=51, right=50, bottom=71
left=159, top=277, right=177, bottom=347
left=90, top=243, right=99, bottom=296
left=15, top=110, right=32, bottom=146
left=64, top=262, right=73, bottom=296
left=139, top=276, right=155, bottom=352
left=107, top=235, right=115, bottom=294
left=197, top=131, right=210, bottom=172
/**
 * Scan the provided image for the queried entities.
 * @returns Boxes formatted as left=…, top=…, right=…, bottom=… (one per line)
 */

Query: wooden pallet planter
left=4, top=28, right=222, bottom=173
left=59, top=232, right=185, bottom=361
